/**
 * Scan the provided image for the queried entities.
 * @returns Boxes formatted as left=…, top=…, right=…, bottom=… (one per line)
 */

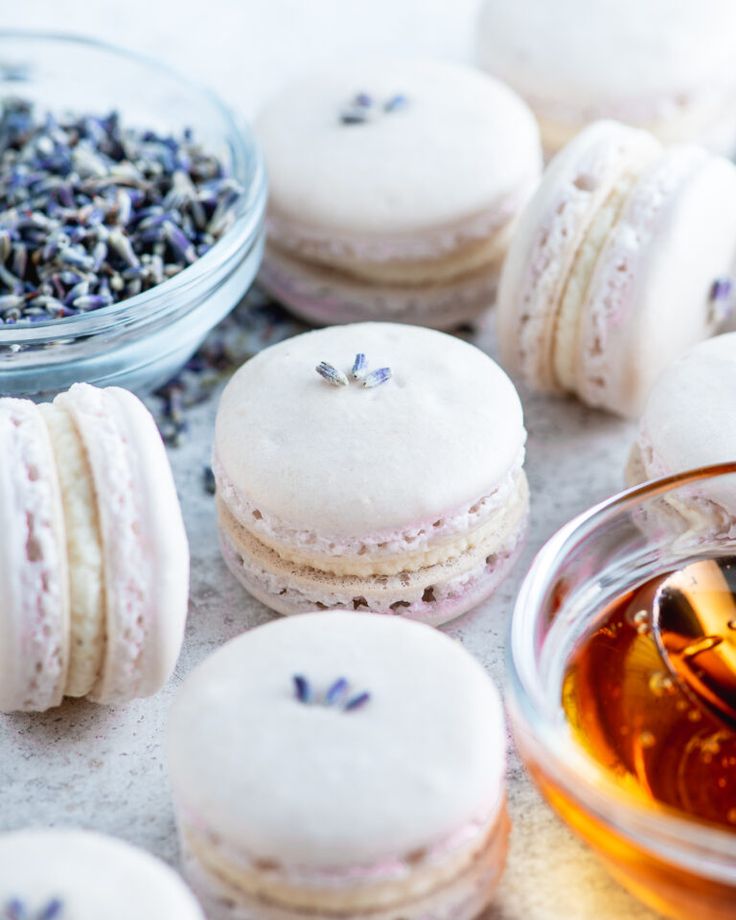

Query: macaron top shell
left=257, top=58, right=541, bottom=237
left=477, top=0, right=736, bottom=111
left=637, top=334, right=736, bottom=510
left=215, top=323, right=526, bottom=536
left=0, top=830, right=203, bottom=919
left=168, top=612, right=505, bottom=868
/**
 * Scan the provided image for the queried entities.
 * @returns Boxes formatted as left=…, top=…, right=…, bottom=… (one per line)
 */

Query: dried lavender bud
left=362, top=367, right=392, bottom=388
left=325, top=677, right=349, bottom=705
left=344, top=691, right=371, bottom=712
left=203, top=465, right=216, bottom=496
left=351, top=352, right=367, bottom=380
left=316, top=361, right=349, bottom=386
left=293, top=674, right=312, bottom=703
left=384, top=94, right=408, bottom=113
left=0, top=97, right=243, bottom=324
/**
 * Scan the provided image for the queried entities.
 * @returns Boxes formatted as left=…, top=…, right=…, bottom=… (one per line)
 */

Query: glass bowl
left=508, top=463, right=736, bottom=920
left=0, top=30, right=266, bottom=397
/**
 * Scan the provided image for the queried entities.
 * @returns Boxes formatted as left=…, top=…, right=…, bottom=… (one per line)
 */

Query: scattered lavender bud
left=353, top=92, right=373, bottom=108
left=203, top=465, right=216, bottom=495
left=709, top=276, right=734, bottom=324
left=293, top=674, right=313, bottom=703
left=351, top=352, right=367, bottom=380
left=340, top=108, right=369, bottom=125
left=362, top=367, right=392, bottom=388
left=316, top=361, right=349, bottom=386
left=710, top=277, right=733, bottom=302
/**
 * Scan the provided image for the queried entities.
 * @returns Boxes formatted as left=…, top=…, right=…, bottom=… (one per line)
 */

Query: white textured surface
left=0, top=2, right=663, bottom=919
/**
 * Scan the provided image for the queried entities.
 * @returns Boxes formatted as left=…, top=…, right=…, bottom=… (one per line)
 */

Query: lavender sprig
left=362, top=367, right=392, bottom=388
left=316, top=361, right=349, bottom=387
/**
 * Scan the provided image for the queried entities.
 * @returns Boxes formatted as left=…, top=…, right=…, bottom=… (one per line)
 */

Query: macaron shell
left=0, top=400, right=68, bottom=712
left=579, top=147, right=736, bottom=415
left=215, top=323, right=525, bottom=536
left=55, top=384, right=189, bottom=703
left=168, top=612, right=506, bottom=869
left=257, top=58, right=541, bottom=238
left=0, top=829, right=203, bottom=919
left=259, top=246, right=500, bottom=328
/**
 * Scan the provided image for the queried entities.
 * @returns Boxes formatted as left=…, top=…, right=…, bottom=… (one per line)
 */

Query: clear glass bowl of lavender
left=0, top=31, right=266, bottom=397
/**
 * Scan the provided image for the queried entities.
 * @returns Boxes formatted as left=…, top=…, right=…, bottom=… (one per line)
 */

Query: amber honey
left=562, top=572, right=736, bottom=828
left=526, top=569, right=736, bottom=919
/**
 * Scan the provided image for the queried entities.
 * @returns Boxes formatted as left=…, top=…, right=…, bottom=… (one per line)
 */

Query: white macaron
left=0, top=829, right=203, bottom=919
left=256, top=58, right=541, bottom=328
left=497, top=121, right=736, bottom=417
left=477, top=0, right=736, bottom=156
left=168, top=612, right=509, bottom=920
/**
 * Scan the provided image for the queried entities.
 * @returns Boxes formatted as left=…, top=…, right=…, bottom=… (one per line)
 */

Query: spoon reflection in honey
left=653, top=556, right=736, bottom=729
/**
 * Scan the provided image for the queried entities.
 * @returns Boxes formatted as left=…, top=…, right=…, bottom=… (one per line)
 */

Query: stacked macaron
left=256, top=58, right=542, bottom=328
left=477, top=0, right=736, bottom=156
left=0, top=829, right=203, bottom=919
left=168, top=612, right=509, bottom=920
left=627, top=333, right=736, bottom=529
left=0, top=383, right=189, bottom=712
left=213, top=322, right=529, bottom=624
left=497, top=120, right=736, bottom=417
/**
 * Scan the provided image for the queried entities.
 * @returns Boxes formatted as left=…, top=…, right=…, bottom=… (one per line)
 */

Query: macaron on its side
left=214, top=323, right=528, bottom=623
left=497, top=121, right=660, bottom=393
left=55, top=384, right=189, bottom=704
left=0, top=400, right=69, bottom=713
left=576, top=146, right=736, bottom=416
left=257, top=58, right=541, bottom=325
left=168, top=612, right=508, bottom=920
left=476, top=0, right=736, bottom=155
left=0, top=829, right=204, bottom=919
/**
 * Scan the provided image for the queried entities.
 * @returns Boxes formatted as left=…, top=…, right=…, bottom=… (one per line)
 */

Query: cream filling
left=39, top=403, right=106, bottom=700
left=179, top=804, right=504, bottom=914
left=552, top=165, right=645, bottom=393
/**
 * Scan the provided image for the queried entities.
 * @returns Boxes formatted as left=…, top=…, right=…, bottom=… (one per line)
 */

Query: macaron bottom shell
left=178, top=802, right=510, bottom=920
left=259, top=245, right=500, bottom=329
left=217, top=500, right=527, bottom=626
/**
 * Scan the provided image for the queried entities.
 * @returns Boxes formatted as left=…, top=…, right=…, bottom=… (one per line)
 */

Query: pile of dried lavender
left=0, top=97, right=242, bottom=324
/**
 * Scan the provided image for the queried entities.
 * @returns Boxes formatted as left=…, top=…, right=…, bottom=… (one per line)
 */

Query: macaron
left=497, top=120, right=736, bottom=418
left=168, top=612, right=509, bottom=920
left=256, top=58, right=542, bottom=328
left=0, top=829, right=203, bottom=918
left=0, top=382, right=189, bottom=712
left=214, top=322, right=528, bottom=625
left=627, top=333, right=736, bottom=524
left=476, top=0, right=736, bottom=156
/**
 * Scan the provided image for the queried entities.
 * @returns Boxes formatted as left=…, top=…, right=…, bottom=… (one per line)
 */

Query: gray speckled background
left=0, top=2, right=663, bottom=917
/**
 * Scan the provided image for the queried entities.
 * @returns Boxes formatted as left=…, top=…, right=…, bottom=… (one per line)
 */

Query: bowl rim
left=0, top=28, right=267, bottom=343
left=508, top=462, right=736, bottom=877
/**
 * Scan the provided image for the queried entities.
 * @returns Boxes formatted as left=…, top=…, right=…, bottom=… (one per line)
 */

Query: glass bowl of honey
left=508, top=463, right=736, bottom=920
